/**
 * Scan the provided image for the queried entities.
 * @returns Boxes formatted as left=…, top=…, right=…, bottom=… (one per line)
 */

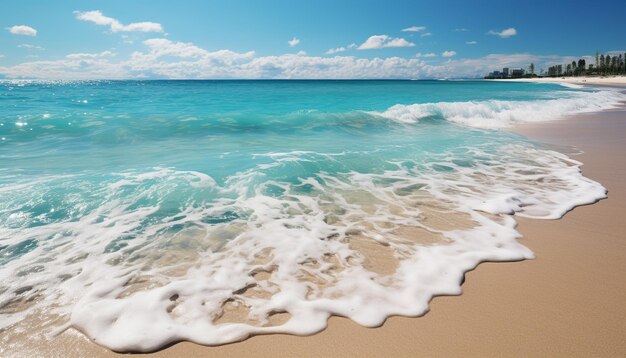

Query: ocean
left=0, top=80, right=622, bottom=351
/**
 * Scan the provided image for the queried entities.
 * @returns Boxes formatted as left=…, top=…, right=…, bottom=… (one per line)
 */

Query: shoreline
left=155, top=104, right=626, bottom=357
left=6, top=94, right=626, bottom=357
left=489, top=75, right=626, bottom=86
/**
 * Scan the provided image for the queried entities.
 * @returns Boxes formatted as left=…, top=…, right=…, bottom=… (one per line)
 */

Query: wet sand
left=7, top=108, right=626, bottom=357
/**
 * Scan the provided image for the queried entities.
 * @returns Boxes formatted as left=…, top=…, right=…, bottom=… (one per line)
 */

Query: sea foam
left=0, top=146, right=607, bottom=352
left=374, top=89, right=623, bottom=128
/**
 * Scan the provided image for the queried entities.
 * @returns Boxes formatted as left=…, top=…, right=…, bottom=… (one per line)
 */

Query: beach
left=139, top=101, right=626, bottom=357
left=3, top=89, right=625, bottom=357
left=2, top=0, right=625, bottom=355
left=494, top=75, right=626, bottom=86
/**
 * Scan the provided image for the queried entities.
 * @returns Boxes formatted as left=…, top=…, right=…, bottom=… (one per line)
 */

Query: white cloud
left=139, top=38, right=211, bottom=58
left=466, top=41, right=477, bottom=45
left=358, top=35, right=415, bottom=50
left=288, top=37, right=300, bottom=47
left=74, top=10, right=163, bottom=33
left=607, top=49, right=626, bottom=55
left=488, top=28, right=517, bottom=38
left=415, top=53, right=437, bottom=58
left=421, top=32, right=432, bottom=37
left=453, top=28, right=469, bottom=32
left=66, top=51, right=116, bottom=59
left=442, top=51, right=457, bottom=57
left=402, top=26, right=426, bottom=32
left=326, top=43, right=357, bottom=55
left=18, top=44, right=44, bottom=50
left=0, top=56, right=129, bottom=80
left=128, top=38, right=255, bottom=72
left=7, top=25, right=37, bottom=36
left=0, top=34, right=589, bottom=81
left=296, top=50, right=306, bottom=56
left=121, top=35, right=135, bottom=44
left=326, top=47, right=347, bottom=55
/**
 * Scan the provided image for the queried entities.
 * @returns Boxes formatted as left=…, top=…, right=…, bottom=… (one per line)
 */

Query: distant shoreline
left=488, top=75, right=626, bottom=86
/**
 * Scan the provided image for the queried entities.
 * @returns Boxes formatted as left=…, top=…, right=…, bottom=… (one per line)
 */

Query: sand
left=5, top=104, right=626, bottom=357
left=492, top=75, right=626, bottom=86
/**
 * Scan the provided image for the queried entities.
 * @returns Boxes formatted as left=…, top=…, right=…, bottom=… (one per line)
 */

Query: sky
left=0, top=0, right=624, bottom=79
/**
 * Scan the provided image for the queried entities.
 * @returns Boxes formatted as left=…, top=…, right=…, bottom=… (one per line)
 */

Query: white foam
left=373, top=88, right=624, bottom=128
left=0, top=137, right=608, bottom=352
left=558, top=82, right=585, bottom=89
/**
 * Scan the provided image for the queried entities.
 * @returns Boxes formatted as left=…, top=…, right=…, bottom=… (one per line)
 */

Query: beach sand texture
left=495, top=75, right=626, bottom=86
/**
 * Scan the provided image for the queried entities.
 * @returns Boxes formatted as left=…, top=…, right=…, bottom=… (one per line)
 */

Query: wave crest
left=374, top=89, right=624, bottom=128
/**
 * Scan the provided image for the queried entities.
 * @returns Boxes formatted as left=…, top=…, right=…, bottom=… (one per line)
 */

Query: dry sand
left=7, top=106, right=626, bottom=357
left=493, top=75, right=626, bottom=86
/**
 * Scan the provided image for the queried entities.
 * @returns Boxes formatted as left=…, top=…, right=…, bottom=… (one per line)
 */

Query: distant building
left=484, top=67, right=525, bottom=79
left=510, top=68, right=525, bottom=78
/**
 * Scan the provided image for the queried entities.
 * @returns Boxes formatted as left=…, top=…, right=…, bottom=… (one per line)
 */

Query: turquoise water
left=0, top=80, right=619, bottom=351
left=0, top=80, right=609, bottom=173
left=0, top=80, right=566, bottom=172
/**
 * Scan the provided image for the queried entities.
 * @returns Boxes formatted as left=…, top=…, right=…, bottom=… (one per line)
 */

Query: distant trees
left=577, top=59, right=586, bottom=75
left=543, top=51, right=625, bottom=77
left=488, top=51, right=625, bottom=79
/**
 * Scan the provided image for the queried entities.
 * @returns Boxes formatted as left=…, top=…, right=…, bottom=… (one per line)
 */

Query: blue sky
left=1, top=0, right=624, bottom=79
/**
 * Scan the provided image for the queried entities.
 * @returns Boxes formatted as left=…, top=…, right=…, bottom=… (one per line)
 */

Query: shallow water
left=0, top=80, right=622, bottom=351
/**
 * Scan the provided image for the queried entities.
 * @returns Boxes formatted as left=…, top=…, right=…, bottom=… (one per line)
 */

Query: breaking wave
left=374, top=88, right=624, bottom=127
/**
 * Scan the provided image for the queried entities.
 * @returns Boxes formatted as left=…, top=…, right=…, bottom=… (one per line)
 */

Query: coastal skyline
left=1, top=0, right=625, bottom=79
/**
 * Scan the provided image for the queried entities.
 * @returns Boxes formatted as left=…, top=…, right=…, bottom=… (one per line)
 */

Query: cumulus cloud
left=358, top=35, right=415, bottom=50
left=288, top=37, right=300, bottom=47
left=126, top=39, right=255, bottom=76
left=326, top=43, right=356, bottom=55
left=0, top=35, right=587, bottom=81
left=74, top=10, right=163, bottom=33
left=488, top=28, right=517, bottom=38
left=415, top=53, right=437, bottom=58
left=466, top=41, right=477, bottom=45
left=442, top=51, right=457, bottom=57
left=139, top=38, right=211, bottom=59
left=402, top=26, right=426, bottom=32
left=326, top=47, right=347, bottom=55
left=7, top=25, right=37, bottom=36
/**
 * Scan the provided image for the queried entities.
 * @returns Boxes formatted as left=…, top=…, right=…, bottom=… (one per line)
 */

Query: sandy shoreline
left=491, top=75, right=626, bottom=86
left=7, top=102, right=626, bottom=357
